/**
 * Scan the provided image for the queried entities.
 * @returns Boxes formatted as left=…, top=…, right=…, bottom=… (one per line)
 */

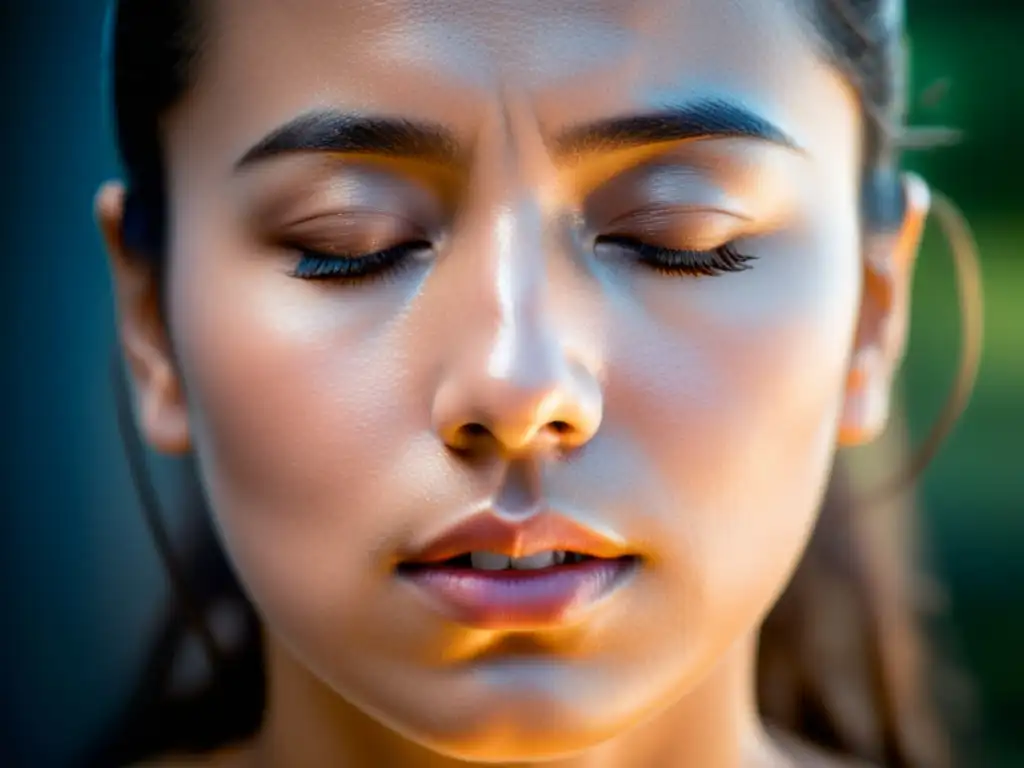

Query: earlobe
left=839, top=173, right=931, bottom=447
left=96, top=182, right=191, bottom=455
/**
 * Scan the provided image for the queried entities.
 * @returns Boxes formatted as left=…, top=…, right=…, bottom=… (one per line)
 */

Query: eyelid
left=278, top=209, right=430, bottom=256
left=604, top=204, right=752, bottom=232
left=604, top=206, right=750, bottom=247
left=596, top=207, right=755, bottom=256
left=284, top=207, right=423, bottom=230
left=244, top=158, right=448, bottom=235
left=282, top=209, right=427, bottom=241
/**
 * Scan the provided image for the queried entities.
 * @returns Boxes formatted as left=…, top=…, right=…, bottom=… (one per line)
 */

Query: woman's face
left=105, top=0, right=919, bottom=761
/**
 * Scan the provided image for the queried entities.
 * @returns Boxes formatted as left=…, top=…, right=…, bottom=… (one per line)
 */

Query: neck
left=249, top=633, right=786, bottom=768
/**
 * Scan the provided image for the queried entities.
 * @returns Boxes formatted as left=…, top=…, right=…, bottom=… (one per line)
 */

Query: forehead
left=174, top=0, right=857, bottom=167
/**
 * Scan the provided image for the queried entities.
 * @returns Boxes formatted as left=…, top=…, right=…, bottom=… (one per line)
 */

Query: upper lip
left=401, top=510, right=631, bottom=564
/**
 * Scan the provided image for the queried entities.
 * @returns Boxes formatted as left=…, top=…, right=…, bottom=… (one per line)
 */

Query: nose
left=432, top=339, right=603, bottom=457
left=431, top=224, right=603, bottom=458
left=432, top=98, right=603, bottom=458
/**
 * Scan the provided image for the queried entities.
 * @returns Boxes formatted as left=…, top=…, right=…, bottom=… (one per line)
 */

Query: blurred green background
left=1, top=1, right=1020, bottom=766
left=899, top=3, right=1023, bottom=765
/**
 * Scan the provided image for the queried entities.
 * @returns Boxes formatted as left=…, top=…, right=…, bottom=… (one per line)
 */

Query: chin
left=416, top=726, right=614, bottom=764
left=388, top=688, right=637, bottom=764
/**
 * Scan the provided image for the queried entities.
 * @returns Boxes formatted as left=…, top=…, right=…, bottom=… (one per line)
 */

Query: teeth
left=468, top=550, right=568, bottom=570
left=470, top=551, right=511, bottom=570
left=510, top=551, right=556, bottom=570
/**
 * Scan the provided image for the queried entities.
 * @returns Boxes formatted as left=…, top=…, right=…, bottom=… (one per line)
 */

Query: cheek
left=607, top=222, right=862, bottom=644
left=165, top=238, right=429, bottom=632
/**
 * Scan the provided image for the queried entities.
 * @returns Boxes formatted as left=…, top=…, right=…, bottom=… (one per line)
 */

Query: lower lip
left=397, top=557, right=639, bottom=629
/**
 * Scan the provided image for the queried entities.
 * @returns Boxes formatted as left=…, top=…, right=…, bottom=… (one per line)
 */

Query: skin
left=98, top=0, right=930, bottom=765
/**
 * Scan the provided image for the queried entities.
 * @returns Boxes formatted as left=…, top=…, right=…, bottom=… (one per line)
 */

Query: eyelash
left=290, top=241, right=430, bottom=283
left=596, top=235, right=756, bottom=277
left=290, top=236, right=756, bottom=282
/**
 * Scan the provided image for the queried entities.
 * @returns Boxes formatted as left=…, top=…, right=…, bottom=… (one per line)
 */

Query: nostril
left=446, top=420, right=581, bottom=454
left=445, top=422, right=493, bottom=455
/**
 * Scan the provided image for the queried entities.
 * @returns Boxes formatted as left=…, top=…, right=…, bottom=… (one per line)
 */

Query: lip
left=399, top=558, right=638, bottom=629
left=399, top=509, right=630, bottom=564
left=396, top=510, right=639, bottom=629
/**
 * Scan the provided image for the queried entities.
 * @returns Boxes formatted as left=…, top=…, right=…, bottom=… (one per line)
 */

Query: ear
left=839, top=172, right=930, bottom=447
left=96, top=182, right=190, bottom=454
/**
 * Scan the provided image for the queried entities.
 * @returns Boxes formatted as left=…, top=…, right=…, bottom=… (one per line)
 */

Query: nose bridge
left=432, top=107, right=601, bottom=453
left=464, top=94, right=566, bottom=387
left=485, top=200, right=550, bottom=384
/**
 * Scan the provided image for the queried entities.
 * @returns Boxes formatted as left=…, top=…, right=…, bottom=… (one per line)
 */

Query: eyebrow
left=236, top=98, right=799, bottom=170
left=236, top=111, right=462, bottom=169
left=553, top=98, right=802, bottom=158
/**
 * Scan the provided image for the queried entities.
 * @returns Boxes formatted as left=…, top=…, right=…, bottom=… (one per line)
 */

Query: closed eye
left=289, top=240, right=433, bottom=283
left=595, top=235, right=756, bottom=277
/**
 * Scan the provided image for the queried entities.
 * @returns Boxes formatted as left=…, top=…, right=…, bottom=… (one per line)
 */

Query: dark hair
left=92, top=1, right=980, bottom=765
